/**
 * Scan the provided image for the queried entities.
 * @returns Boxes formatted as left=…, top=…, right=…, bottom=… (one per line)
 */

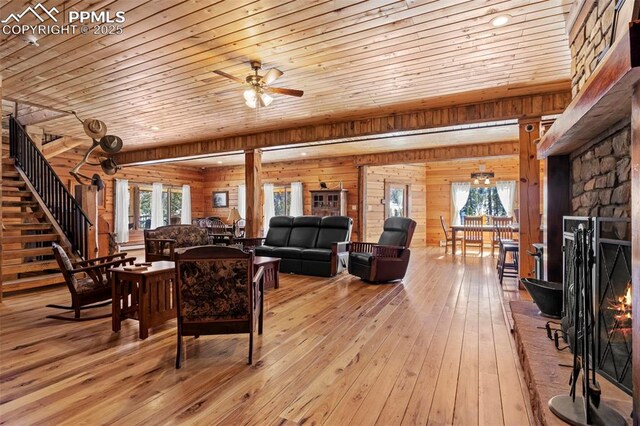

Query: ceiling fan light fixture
left=474, top=178, right=480, bottom=185
left=260, top=93, right=273, bottom=107
left=243, top=88, right=257, bottom=102
left=484, top=178, right=491, bottom=185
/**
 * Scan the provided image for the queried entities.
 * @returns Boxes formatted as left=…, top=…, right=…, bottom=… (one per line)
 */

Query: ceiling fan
left=213, top=60, right=303, bottom=109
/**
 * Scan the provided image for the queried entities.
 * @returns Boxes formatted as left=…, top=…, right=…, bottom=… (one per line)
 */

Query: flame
left=612, top=282, right=632, bottom=323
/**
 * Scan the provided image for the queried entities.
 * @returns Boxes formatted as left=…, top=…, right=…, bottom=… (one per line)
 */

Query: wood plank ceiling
left=1, top=0, right=573, bottom=154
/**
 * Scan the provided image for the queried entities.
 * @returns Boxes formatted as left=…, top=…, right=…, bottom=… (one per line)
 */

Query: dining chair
left=490, top=216, right=514, bottom=256
left=439, top=216, right=453, bottom=254
left=463, top=215, right=484, bottom=256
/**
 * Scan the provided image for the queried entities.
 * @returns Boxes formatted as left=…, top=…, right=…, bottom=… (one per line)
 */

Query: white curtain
left=151, top=182, right=164, bottom=229
left=263, top=183, right=275, bottom=236
left=180, top=185, right=192, bottom=224
left=290, top=182, right=303, bottom=216
left=114, top=179, right=129, bottom=243
left=238, top=184, right=246, bottom=218
left=451, top=182, right=471, bottom=226
left=496, top=180, right=517, bottom=218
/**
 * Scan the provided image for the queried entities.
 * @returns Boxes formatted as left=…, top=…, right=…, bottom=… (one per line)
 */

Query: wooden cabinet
left=310, top=189, right=348, bottom=217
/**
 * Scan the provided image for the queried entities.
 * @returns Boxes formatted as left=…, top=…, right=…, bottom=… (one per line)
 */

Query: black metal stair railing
left=9, top=116, right=90, bottom=259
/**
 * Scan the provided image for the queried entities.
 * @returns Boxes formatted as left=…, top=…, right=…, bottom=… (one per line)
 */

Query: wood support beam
left=42, top=136, right=85, bottom=159
left=114, top=92, right=570, bottom=166
left=353, top=140, right=518, bottom=167
left=518, top=118, right=542, bottom=281
left=245, top=149, right=262, bottom=238
left=544, top=155, right=570, bottom=283
left=631, top=83, right=640, bottom=426
left=357, top=166, right=367, bottom=240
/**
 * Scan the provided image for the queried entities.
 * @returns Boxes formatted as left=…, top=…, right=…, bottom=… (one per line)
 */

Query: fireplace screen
left=595, top=218, right=632, bottom=394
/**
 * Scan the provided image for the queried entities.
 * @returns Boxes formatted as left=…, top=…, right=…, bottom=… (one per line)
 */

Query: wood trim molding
left=353, top=140, right=518, bottom=167
left=114, top=92, right=570, bottom=166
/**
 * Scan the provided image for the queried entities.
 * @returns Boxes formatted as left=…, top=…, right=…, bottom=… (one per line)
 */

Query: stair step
left=2, top=273, right=65, bottom=292
left=3, top=247, right=54, bottom=260
left=2, top=170, right=20, bottom=178
left=3, top=223, right=52, bottom=231
left=2, top=200, right=37, bottom=208
left=2, top=233, right=59, bottom=244
left=2, top=158, right=14, bottom=165
left=2, top=180, right=26, bottom=188
left=2, top=260, right=59, bottom=275
left=1, top=190, right=33, bottom=198
left=2, top=211, right=44, bottom=219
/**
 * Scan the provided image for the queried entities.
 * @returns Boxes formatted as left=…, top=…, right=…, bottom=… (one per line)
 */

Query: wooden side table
left=110, top=261, right=176, bottom=339
left=254, top=256, right=280, bottom=290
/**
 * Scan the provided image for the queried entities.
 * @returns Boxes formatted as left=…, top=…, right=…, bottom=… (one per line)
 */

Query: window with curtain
left=460, top=186, right=507, bottom=222
left=124, top=183, right=184, bottom=230
left=273, top=186, right=292, bottom=216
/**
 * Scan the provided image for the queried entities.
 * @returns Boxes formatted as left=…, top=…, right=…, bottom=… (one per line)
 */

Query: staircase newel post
left=76, top=185, right=98, bottom=259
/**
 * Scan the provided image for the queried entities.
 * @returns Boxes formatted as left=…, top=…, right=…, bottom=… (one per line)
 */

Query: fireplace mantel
left=537, top=21, right=640, bottom=159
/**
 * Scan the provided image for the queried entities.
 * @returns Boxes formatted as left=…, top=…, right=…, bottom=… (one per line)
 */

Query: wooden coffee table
left=110, top=261, right=176, bottom=339
left=254, top=256, right=281, bottom=290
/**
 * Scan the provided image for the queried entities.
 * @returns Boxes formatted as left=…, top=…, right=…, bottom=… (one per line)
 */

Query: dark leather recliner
left=348, top=217, right=417, bottom=283
left=254, top=216, right=352, bottom=277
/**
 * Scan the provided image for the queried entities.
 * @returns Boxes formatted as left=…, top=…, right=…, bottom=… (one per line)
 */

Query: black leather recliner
left=254, top=216, right=352, bottom=277
left=348, top=217, right=417, bottom=283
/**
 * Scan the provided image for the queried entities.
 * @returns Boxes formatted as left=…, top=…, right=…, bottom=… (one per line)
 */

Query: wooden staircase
left=1, top=148, right=65, bottom=292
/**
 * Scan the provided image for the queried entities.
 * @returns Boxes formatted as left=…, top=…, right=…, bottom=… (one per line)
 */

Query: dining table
left=450, top=223, right=519, bottom=255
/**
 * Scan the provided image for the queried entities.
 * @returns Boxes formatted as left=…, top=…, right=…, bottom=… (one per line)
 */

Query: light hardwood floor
left=0, top=248, right=532, bottom=425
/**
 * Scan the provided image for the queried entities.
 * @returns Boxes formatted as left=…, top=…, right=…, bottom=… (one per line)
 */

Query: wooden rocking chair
left=48, top=243, right=135, bottom=321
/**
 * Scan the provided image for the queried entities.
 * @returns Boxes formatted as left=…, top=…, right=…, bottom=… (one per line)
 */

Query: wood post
left=518, top=118, right=542, bottom=280
left=357, top=165, right=367, bottom=241
left=631, top=83, right=640, bottom=426
left=245, top=149, right=262, bottom=238
left=76, top=185, right=98, bottom=259
left=544, top=155, right=570, bottom=283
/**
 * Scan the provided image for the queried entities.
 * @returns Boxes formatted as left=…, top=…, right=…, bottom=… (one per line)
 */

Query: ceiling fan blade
left=265, top=86, right=304, bottom=97
left=262, top=68, right=284, bottom=85
left=212, top=70, right=244, bottom=84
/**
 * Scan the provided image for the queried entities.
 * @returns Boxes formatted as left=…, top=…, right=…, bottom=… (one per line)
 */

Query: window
left=273, top=186, right=291, bottom=216
left=459, top=186, right=506, bottom=222
left=127, top=184, right=183, bottom=230
left=384, top=182, right=410, bottom=219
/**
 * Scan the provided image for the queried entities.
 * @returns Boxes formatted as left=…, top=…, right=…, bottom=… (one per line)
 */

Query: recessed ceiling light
left=301, top=152, right=307, bottom=156
left=491, top=15, right=510, bottom=27
left=150, top=126, right=160, bottom=131
left=217, top=160, right=223, bottom=164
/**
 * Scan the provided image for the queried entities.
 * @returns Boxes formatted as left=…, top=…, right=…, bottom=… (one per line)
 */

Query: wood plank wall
left=425, top=157, right=520, bottom=246
left=365, top=164, right=427, bottom=246
left=49, top=149, right=205, bottom=245
left=202, top=157, right=360, bottom=240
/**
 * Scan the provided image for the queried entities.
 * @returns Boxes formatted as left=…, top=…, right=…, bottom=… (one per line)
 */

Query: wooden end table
left=254, top=256, right=281, bottom=290
left=110, top=261, right=176, bottom=339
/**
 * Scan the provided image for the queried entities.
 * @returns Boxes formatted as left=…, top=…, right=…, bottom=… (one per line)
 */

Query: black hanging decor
left=549, top=223, right=626, bottom=425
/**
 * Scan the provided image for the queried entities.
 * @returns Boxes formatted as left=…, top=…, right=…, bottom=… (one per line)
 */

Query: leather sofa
left=254, top=216, right=352, bottom=277
left=144, top=225, right=210, bottom=261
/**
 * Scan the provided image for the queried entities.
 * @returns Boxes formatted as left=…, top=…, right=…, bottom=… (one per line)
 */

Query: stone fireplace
left=570, top=122, right=631, bottom=218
